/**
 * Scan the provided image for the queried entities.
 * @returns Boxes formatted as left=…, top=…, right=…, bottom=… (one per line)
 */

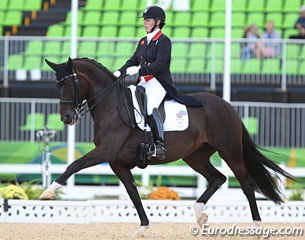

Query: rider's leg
left=148, top=108, right=166, bottom=159
left=137, top=78, right=166, bottom=159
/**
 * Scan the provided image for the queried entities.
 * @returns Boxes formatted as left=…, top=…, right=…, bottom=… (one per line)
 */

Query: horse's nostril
left=61, top=114, right=70, bottom=122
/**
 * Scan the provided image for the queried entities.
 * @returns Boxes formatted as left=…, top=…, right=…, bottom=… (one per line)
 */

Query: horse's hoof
left=39, top=190, right=56, bottom=200
left=252, top=220, right=261, bottom=229
left=197, top=213, right=208, bottom=227
left=133, top=225, right=149, bottom=238
left=194, top=202, right=208, bottom=227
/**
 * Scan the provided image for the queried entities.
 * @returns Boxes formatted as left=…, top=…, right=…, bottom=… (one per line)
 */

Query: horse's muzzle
left=61, top=111, right=79, bottom=125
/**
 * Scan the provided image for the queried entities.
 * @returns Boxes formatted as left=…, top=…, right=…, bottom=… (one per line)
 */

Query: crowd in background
left=241, top=5, right=305, bottom=61
left=150, top=1, right=305, bottom=61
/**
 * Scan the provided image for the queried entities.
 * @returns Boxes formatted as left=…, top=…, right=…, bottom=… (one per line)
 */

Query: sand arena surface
left=0, top=223, right=304, bottom=240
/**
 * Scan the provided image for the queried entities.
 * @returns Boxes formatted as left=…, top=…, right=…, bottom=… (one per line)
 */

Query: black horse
left=40, top=57, right=293, bottom=235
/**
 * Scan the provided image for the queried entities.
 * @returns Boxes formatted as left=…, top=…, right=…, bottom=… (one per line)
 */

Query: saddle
left=128, top=85, right=189, bottom=132
left=129, top=85, right=189, bottom=169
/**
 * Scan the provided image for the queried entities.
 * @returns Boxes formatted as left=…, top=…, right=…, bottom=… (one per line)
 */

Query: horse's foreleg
left=40, top=148, right=104, bottom=200
left=110, top=163, right=149, bottom=237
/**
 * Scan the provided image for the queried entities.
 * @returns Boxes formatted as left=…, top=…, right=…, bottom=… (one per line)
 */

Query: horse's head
left=45, top=57, right=81, bottom=125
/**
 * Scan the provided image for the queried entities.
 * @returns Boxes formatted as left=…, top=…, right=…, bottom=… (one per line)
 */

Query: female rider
left=113, top=6, right=202, bottom=160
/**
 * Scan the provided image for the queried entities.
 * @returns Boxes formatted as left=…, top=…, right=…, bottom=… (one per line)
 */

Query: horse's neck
left=86, top=78, right=119, bottom=122
left=76, top=60, right=120, bottom=122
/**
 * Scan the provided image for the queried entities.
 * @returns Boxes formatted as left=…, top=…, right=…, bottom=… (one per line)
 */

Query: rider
left=113, top=6, right=202, bottom=160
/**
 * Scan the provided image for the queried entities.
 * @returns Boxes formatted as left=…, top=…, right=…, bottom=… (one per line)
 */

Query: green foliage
left=288, top=183, right=304, bottom=201
left=54, top=189, right=64, bottom=200
left=136, top=175, right=171, bottom=199
left=135, top=180, right=154, bottom=199
left=20, top=182, right=44, bottom=200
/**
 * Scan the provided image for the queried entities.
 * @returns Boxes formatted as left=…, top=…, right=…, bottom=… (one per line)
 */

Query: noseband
left=57, top=68, right=126, bottom=118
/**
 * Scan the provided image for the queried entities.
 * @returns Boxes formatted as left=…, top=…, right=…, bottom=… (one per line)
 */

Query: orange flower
left=148, top=186, right=180, bottom=200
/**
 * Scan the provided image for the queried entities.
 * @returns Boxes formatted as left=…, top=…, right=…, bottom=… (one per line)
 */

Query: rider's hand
left=126, top=66, right=140, bottom=76
left=113, top=70, right=121, bottom=78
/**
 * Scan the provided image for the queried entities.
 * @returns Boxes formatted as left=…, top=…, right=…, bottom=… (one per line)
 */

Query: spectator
left=262, top=20, right=281, bottom=58
left=289, top=5, right=305, bottom=39
left=241, top=23, right=280, bottom=60
left=241, top=24, right=263, bottom=60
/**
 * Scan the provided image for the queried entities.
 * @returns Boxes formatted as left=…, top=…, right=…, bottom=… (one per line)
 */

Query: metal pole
left=67, top=0, right=78, bottom=189
left=210, top=42, right=216, bottom=91
left=3, top=37, right=9, bottom=97
left=223, top=0, right=232, bottom=102
left=281, top=42, right=287, bottom=91
left=37, top=128, right=56, bottom=188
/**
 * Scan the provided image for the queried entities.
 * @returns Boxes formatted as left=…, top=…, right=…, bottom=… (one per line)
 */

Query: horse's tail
left=242, top=124, right=294, bottom=204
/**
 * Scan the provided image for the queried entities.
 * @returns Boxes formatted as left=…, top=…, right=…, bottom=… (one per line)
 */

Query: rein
left=76, top=73, right=125, bottom=117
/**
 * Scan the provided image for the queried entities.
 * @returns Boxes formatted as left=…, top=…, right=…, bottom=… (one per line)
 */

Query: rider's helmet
left=142, top=6, right=166, bottom=21
left=141, top=6, right=166, bottom=29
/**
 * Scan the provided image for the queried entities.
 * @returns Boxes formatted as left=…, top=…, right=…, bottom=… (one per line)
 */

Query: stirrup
left=147, top=143, right=166, bottom=160
left=155, top=144, right=166, bottom=160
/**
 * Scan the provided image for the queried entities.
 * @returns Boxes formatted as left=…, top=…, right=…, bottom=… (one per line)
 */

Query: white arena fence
left=0, top=164, right=303, bottom=200
left=0, top=37, right=305, bottom=90
left=1, top=199, right=305, bottom=224
left=1, top=98, right=305, bottom=147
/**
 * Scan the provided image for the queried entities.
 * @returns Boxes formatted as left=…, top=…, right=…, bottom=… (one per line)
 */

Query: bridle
left=57, top=69, right=80, bottom=107
left=57, top=68, right=127, bottom=119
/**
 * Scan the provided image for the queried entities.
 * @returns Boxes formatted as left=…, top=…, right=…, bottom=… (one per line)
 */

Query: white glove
left=113, top=70, right=121, bottom=78
left=126, top=66, right=140, bottom=76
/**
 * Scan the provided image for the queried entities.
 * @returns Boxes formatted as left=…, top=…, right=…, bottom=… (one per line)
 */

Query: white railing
left=0, top=37, right=305, bottom=90
left=1, top=199, right=305, bottom=223
left=0, top=164, right=302, bottom=200
left=2, top=98, right=305, bottom=147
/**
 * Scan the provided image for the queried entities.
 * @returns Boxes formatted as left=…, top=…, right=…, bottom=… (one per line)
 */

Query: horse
left=40, top=57, right=293, bottom=236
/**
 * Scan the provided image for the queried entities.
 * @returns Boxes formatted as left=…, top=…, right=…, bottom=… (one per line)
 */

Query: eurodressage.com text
left=189, top=224, right=304, bottom=238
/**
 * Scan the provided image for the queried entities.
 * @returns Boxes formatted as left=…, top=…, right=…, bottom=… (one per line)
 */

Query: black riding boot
left=148, top=108, right=166, bottom=160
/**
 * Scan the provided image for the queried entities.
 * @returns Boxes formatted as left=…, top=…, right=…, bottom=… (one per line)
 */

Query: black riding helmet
left=141, top=6, right=166, bottom=21
left=141, top=6, right=166, bottom=32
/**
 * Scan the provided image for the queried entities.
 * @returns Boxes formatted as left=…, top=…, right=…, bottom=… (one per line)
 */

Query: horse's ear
left=67, top=57, right=73, bottom=69
left=45, top=59, right=59, bottom=72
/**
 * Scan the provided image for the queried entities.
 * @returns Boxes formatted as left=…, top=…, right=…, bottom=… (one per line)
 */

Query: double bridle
left=57, top=68, right=130, bottom=121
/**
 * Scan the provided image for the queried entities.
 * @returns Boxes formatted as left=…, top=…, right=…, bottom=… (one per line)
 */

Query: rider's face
left=144, top=18, right=160, bottom=33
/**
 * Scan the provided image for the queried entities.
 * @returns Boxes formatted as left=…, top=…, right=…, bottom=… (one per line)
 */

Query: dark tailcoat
left=118, top=32, right=203, bottom=107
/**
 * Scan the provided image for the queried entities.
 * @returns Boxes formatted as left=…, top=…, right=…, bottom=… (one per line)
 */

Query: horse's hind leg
left=218, top=147, right=261, bottom=223
left=183, top=145, right=226, bottom=226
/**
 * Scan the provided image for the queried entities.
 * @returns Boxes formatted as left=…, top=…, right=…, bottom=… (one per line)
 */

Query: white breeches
left=137, top=77, right=166, bottom=115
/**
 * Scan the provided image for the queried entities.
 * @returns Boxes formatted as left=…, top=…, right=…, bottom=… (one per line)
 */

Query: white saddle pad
left=128, top=85, right=188, bottom=131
